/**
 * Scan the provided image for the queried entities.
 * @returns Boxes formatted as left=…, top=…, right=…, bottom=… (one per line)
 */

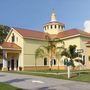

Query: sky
left=0, top=0, right=90, bottom=32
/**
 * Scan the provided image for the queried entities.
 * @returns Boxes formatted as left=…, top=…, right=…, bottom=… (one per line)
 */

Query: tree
left=35, top=35, right=64, bottom=70
left=0, top=25, right=10, bottom=43
left=61, top=45, right=78, bottom=78
left=61, top=45, right=78, bottom=67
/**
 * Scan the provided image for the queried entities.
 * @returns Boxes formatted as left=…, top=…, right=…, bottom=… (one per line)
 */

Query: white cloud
left=84, top=20, right=90, bottom=33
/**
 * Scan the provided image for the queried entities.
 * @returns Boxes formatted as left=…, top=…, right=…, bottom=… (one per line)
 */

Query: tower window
left=51, top=25, right=53, bottom=29
left=44, top=58, right=47, bottom=65
left=61, top=26, right=63, bottom=29
left=55, top=25, right=56, bottom=29
left=44, top=26, right=45, bottom=30
left=88, top=56, right=90, bottom=61
left=58, top=25, right=60, bottom=29
left=47, top=25, right=49, bottom=29
left=16, top=37, right=18, bottom=42
left=12, top=33, right=15, bottom=42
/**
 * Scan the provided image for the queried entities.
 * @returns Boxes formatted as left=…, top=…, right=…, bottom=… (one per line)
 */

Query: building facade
left=0, top=12, right=90, bottom=71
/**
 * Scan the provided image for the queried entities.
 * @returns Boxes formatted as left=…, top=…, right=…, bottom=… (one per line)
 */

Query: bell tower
left=44, top=10, right=65, bottom=34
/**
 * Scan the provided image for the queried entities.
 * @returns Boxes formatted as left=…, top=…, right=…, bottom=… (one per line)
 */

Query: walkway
left=0, top=72, right=90, bottom=90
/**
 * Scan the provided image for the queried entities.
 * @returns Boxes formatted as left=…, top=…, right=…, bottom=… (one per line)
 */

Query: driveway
left=0, top=72, right=90, bottom=90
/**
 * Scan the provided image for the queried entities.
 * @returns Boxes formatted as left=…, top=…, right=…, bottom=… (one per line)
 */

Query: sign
left=76, top=49, right=84, bottom=53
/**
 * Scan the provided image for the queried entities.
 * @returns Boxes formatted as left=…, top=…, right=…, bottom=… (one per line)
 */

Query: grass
left=3, top=70, right=90, bottom=82
left=70, top=72, right=90, bottom=82
left=0, top=82, right=23, bottom=90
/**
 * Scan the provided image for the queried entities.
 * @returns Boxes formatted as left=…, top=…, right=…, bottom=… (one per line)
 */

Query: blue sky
left=0, top=0, right=90, bottom=32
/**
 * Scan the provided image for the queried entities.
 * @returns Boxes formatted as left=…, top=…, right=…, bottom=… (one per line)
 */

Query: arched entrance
left=11, top=59, right=14, bottom=70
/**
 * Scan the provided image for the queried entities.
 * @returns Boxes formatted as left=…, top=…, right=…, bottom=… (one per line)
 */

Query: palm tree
left=61, top=45, right=78, bottom=78
left=61, top=45, right=78, bottom=67
left=35, top=35, right=64, bottom=70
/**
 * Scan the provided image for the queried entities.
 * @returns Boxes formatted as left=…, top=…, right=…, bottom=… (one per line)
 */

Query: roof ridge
left=13, top=27, right=44, bottom=33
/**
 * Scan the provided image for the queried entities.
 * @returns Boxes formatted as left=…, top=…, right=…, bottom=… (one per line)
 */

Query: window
left=82, top=55, right=85, bottom=65
left=44, top=26, right=46, bottom=30
left=12, top=33, right=15, bottom=42
left=88, top=56, right=90, bottom=61
left=55, top=25, right=57, bottom=29
left=51, top=25, right=53, bottom=29
left=47, top=25, right=49, bottom=29
left=54, top=59, right=56, bottom=65
left=58, top=25, right=60, bottom=29
left=61, top=26, right=63, bottom=30
left=44, top=58, right=47, bottom=65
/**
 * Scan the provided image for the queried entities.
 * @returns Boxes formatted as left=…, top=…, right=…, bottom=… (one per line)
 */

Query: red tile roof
left=1, top=42, right=21, bottom=50
left=57, top=28, right=90, bottom=38
left=13, top=27, right=90, bottom=39
left=14, top=27, right=46, bottom=40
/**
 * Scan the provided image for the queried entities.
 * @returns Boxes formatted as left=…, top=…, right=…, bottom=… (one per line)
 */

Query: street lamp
left=64, top=57, right=72, bottom=79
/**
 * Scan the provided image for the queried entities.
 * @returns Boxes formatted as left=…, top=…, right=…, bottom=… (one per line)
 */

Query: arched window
left=54, top=59, right=56, bottom=65
left=55, top=25, right=57, bottom=29
left=58, top=25, right=60, bottom=29
left=44, top=58, right=47, bottom=65
left=12, top=33, right=15, bottom=42
left=44, top=26, right=46, bottom=30
left=47, top=25, right=49, bottom=29
left=61, top=26, right=63, bottom=29
left=82, top=55, right=85, bottom=65
left=51, top=25, right=53, bottom=29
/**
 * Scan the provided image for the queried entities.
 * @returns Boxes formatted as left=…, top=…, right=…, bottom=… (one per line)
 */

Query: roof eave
left=1, top=48, right=21, bottom=50
left=24, top=37, right=45, bottom=41
left=60, top=34, right=81, bottom=40
left=60, top=34, right=90, bottom=40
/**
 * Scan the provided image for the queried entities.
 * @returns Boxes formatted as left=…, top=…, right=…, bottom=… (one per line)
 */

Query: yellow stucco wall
left=23, top=38, right=47, bottom=67
left=86, top=47, right=90, bottom=69
left=63, top=36, right=81, bottom=49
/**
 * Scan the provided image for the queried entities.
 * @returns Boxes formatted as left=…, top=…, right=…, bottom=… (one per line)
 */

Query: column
left=2, top=50, right=8, bottom=71
left=9, top=60, right=11, bottom=70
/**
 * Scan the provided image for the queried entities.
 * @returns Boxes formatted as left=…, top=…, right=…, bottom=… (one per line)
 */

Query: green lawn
left=0, top=82, right=23, bottom=90
left=4, top=70, right=90, bottom=82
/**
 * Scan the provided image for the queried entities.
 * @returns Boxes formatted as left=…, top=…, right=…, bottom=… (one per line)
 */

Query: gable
left=5, top=28, right=24, bottom=48
left=5, top=28, right=23, bottom=42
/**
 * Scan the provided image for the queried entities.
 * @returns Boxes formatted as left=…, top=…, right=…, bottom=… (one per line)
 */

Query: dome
left=44, top=11, right=65, bottom=34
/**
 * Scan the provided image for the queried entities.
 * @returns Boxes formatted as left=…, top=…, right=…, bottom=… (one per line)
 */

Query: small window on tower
left=47, top=25, right=49, bottom=29
left=51, top=25, right=53, bottom=29
left=88, top=56, right=90, bottom=61
left=58, top=25, right=60, bottom=29
left=61, top=26, right=63, bottom=29
left=55, top=25, right=56, bottom=29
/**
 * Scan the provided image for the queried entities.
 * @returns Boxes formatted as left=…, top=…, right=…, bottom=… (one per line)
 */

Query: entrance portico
left=0, top=42, right=21, bottom=71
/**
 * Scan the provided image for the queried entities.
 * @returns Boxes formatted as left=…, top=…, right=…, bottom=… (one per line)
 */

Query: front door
left=11, top=59, right=14, bottom=70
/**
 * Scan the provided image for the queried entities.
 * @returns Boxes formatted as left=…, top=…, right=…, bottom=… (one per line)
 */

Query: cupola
left=44, top=10, right=65, bottom=34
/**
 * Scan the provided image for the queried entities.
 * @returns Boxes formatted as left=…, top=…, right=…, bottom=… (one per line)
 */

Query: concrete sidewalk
left=0, top=72, right=90, bottom=90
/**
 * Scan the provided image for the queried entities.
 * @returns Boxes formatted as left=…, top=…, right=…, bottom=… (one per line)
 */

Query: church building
left=0, top=11, right=90, bottom=71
